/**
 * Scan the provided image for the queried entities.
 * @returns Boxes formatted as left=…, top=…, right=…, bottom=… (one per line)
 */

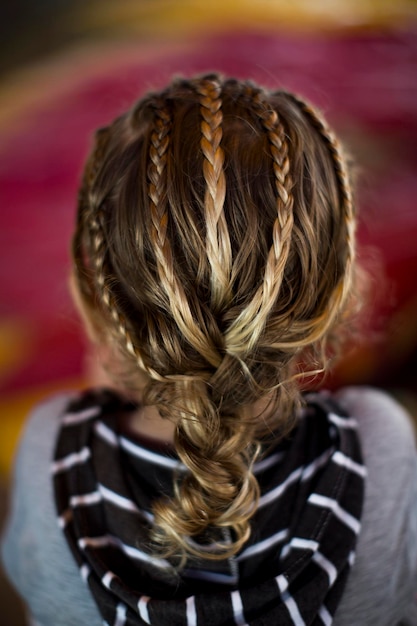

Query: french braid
left=284, top=92, right=355, bottom=303
left=151, top=376, right=260, bottom=561
left=75, top=120, right=163, bottom=380
left=88, top=180, right=154, bottom=377
left=147, top=80, right=259, bottom=559
left=225, top=83, right=294, bottom=355
left=72, top=74, right=358, bottom=564
left=196, top=76, right=232, bottom=311
left=72, top=126, right=110, bottom=295
left=147, top=100, right=222, bottom=369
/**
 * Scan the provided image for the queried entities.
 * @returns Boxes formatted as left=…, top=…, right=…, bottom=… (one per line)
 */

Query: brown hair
left=72, top=74, right=356, bottom=562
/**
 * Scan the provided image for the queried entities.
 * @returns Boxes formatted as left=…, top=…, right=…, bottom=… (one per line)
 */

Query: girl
left=2, top=74, right=417, bottom=625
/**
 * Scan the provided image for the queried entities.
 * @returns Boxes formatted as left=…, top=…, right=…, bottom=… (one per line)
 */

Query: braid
left=147, top=100, right=222, bottom=369
left=88, top=197, right=154, bottom=376
left=196, top=76, right=232, bottom=311
left=79, top=101, right=222, bottom=375
left=147, top=104, right=173, bottom=281
left=150, top=377, right=260, bottom=561
left=225, top=83, right=294, bottom=355
left=72, top=74, right=359, bottom=566
left=72, top=127, right=110, bottom=291
left=284, top=93, right=356, bottom=302
left=79, top=123, right=161, bottom=379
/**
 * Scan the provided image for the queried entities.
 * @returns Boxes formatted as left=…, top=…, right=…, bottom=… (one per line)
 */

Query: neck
left=119, top=405, right=177, bottom=444
left=119, top=396, right=274, bottom=445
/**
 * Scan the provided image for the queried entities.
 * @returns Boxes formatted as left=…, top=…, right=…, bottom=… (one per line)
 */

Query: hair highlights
left=72, top=74, right=356, bottom=562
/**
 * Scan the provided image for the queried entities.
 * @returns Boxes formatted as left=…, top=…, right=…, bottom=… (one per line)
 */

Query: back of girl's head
left=72, top=73, right=356, bottom=561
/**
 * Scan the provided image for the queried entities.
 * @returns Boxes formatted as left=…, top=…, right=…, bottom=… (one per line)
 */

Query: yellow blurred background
left=1, top=2, right=417, bottom=621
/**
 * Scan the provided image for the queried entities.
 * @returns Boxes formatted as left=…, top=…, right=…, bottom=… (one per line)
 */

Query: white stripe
left=70, top=490, right=101, bottom=507
left=301, top=448, right=334, bottom=482
left=98, top=484, right=153, bottom=522
left=58, top=508, right=72, bottom=529
left=114, top=603, right=127, bottom=626
left=308, top=494, right=361, bottom=535
left=318, top=604, right=333, bottom=626
left=236, top=528, right=289, bottom=561
left=277, top=576, right=306, bottom=626
left=348, top=550, right=356, bottom=567
left=303, top=391, right=331, bottom=406
left=78, top=534, right=171, bottom=568
left=253, top=450, right=285, bottom=474
left=259, top=447, right=335, bottom=510
left=259, top=467, right=303, bottom=508
left=186, top=596, right=197, bottom=626
left=280, top=537, right=319, bottom=560
left=102, top=571, right=115, bottom=589
left=121, top=542, right=168, bottom=566
left=80, top=563, right=91, bottom=582
left=288, top=537, right=319, bottom=552
left=95, top=421, right=118, bottom=446
left=276, top=574, right=288, bottom=593
left=282, top=592, right=306, bottom=626
left=328, top=413, right=358, bottom=429
left=79, top=535, right=115, bottom=550
left=332, top=451, right=367, bottom=478
left=51, top=447, right=90, bottom=473
left=62, top=406, right=101, bottom=426
left=231, top=590, right=248, bottom=626
left=313, top=552, right=338, bottom=586
left=182, top=569, right=238, bottom=585
left=138, top=596, right=151, bottom=624
left=119, top=436, right=184, bottom=471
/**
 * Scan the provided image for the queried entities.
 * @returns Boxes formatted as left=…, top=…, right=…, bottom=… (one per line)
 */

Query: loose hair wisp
left=72, top=74, right=356, bottom=562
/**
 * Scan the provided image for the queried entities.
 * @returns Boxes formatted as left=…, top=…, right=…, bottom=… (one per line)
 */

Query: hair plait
left=195, top=75, right=232, bottom=311
left=145, top=97, right=223, bottom=370
left=72, top=74, right=358, bottom=564
left=283, top=92, right=356, bottom=303
left=224, top=82, right=295, bottom=355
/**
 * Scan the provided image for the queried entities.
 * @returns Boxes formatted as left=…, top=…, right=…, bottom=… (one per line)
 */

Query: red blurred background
left=1, top=2, right=417, bottom=476
left=1, top=3, right=417, bottom=622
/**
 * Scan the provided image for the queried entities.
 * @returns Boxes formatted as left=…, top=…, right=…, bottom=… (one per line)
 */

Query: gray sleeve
left=3, top=388, right=417, bottom=626
left=1, top=394, right=102, bottom=626
left=333, top=387, right=417, bottom=626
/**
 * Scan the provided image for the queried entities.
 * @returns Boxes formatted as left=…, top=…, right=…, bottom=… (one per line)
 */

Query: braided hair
left=72, top=74, right=356, bottom=562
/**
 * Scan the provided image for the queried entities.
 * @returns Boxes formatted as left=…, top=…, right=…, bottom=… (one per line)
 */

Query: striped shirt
left=52, top=388, right=365, bottom=625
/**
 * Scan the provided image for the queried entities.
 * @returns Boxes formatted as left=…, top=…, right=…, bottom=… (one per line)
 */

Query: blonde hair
left=72, top=74, right=356, bottom=562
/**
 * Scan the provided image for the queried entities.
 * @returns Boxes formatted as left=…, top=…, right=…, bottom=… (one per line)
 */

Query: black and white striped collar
left=52, top=388, right=366, bottom=626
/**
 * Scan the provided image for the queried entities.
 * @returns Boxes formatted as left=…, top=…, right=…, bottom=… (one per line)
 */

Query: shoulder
left=1, top=392, right=102, bottom=625
left=335, top=385, right=417, bottom=483
left=333, top=387, right=417, bottom=625
left=1, top=394, right=72, bottom=589
left=16, top=393, right=76, bottom=466
left=4, top=393, right=76, bottom=519
left=335, top=385, right=416, bottom=441
left=1, top=393, right=74, bottom=581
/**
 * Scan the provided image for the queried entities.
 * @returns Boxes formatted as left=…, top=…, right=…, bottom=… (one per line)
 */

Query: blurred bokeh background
left=1, top=1, right=417, bottom=622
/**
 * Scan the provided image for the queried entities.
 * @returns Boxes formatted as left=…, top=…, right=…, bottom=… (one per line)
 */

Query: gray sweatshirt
left=2, top=387, right=417, bottom=625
